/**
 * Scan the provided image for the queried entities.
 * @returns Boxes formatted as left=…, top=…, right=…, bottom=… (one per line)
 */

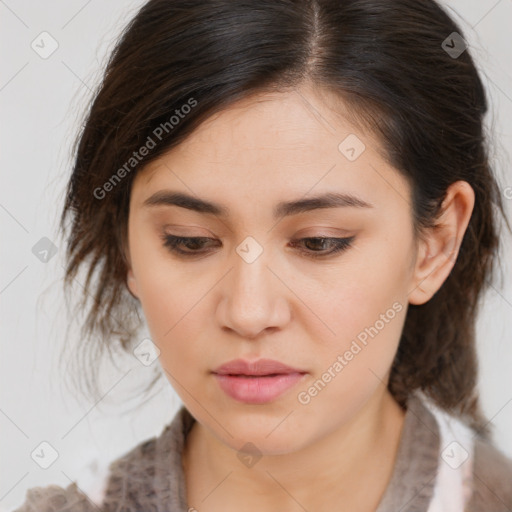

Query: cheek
left=301, top=233, right=411, bottom=400
left=315, top=243, right=409, bottom=346
left=138, top=279, right=211, bottom=392
left=131, top=256, right=213, bottom=376
left=295, top=274, right=407, bottom=427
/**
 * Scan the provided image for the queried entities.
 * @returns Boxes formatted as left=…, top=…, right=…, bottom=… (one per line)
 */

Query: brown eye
left=162, top=235, right=219, bottom=255
left=290, top=237, right=355, bottom=258
left=161, top=234, right=355, bottom=259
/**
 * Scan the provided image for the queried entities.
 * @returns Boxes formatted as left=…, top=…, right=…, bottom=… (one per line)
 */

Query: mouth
left=211, top=359, right=307, bottom=404
left=212, top=358, right=306, bottom=377
left=219, top=373, right=288, bottom=378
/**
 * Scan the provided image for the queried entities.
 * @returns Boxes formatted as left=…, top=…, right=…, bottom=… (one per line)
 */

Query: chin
left=213, top=414, right=308, bottom=457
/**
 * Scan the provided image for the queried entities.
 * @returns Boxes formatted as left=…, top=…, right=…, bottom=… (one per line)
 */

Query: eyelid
left=161, top=225, right=215, bottom=237
left=161, top=233, right=356, bottom=259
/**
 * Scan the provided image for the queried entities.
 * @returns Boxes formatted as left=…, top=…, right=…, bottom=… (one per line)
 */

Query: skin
left=125, top=83, right=475, bottom=512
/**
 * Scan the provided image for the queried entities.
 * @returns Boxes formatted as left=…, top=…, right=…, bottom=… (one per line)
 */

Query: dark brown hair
left=59, top=0, right=511, bottom=435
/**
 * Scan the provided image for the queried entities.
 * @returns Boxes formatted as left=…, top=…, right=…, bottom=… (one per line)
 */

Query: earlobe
left=408, top=181, right=475, bottom=306
left=408, top=235, right=460, bottom=305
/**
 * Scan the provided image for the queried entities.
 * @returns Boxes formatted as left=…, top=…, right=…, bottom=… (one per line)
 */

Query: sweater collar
left=104, top=391, right=440, bottom=512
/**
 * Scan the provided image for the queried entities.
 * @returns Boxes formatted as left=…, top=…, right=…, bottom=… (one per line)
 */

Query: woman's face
left=126, top=86, right=420, bottom=454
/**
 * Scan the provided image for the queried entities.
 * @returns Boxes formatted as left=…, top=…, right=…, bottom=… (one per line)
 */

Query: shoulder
left=101, top=405, right=194, bottom=511
left=466, top=435, right=512, bottom=511
left=14, top=406, right=194, bottom=512
left=13, top=436, right=162, bottom=512
left=12, top=482, right=98, bottom=512
left=410, top=393, right=512, bottom=510
left=100, top=433, right=161, bottom=509
left=12, top=411, right=182, bottom=512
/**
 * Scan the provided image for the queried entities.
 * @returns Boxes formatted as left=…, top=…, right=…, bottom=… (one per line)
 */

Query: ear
left=408, top=180, right=475, bottom=306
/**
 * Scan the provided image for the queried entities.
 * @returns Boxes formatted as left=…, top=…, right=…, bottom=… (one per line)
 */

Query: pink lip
left=212, top=358, right=307, bottom=404
left=213, top=358, right=305, bottom=376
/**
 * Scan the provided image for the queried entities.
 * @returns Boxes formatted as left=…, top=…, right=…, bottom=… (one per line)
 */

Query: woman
left=15, top=0, right=512, bottom=510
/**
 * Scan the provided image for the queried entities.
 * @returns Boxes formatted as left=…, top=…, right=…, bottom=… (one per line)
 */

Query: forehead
left=150, top=88, right=364, bottom=168
left=131, top=87, right=410, bottom=214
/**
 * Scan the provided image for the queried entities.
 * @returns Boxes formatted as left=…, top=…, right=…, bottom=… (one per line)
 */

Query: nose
left=217, top=243, right=291, bottom=340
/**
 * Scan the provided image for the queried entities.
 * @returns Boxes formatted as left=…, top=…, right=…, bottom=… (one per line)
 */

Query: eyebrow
left=142, top=190, right=374, bottom=219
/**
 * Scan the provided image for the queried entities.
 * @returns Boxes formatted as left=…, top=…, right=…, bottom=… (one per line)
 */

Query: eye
left=289, top=236, right=356, bottom=258
left=161, top=234, right=355, bottom=259
left=161, top=235, right=219, bottom=255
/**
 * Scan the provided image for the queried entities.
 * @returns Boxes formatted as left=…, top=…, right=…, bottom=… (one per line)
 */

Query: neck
left=182, top=388, right=406, bottom=512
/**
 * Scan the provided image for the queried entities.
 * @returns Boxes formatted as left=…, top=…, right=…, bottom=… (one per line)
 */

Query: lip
left=212, top=358, right=306, bottom=376
left=212, top=359, right=307, bottom=404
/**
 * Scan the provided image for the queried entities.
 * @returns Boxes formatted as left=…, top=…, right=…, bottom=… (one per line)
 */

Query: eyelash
left=161, top=235, right=355, bottom=259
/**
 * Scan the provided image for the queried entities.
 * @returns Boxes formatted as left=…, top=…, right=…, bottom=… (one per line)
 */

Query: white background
left=1, top=1, right=511, bottom=510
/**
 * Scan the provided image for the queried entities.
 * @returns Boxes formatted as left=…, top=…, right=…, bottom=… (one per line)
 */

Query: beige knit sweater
left=13, top=392, right=512, bottom=511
